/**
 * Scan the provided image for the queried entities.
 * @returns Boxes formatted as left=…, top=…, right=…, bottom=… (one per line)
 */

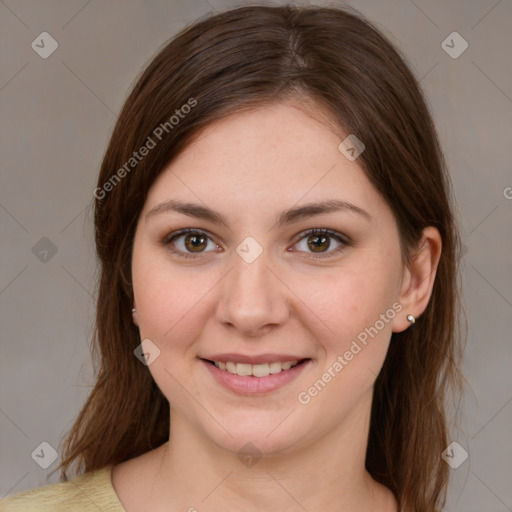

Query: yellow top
left=0, top=465, right=125, bottom=511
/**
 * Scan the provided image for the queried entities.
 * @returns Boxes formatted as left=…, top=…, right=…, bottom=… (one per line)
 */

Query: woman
left=1, top=4, right=464, bottom=512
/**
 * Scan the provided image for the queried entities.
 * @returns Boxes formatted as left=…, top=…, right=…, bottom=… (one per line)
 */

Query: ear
left=392, top=226, right=442, bottom=333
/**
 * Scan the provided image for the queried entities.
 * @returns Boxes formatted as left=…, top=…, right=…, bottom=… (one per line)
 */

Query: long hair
left=51, top=5, right=465, bottom=511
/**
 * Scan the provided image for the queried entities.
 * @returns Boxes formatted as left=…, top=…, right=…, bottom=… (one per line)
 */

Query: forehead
left=143, top=102, right=391, bottom=226
left=170, top=101, right=347, bottom=183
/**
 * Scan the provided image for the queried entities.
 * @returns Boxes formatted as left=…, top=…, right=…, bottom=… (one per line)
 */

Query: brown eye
left=163, top=229, right=218, bottom=258
left=307, top=233, right=331, bottom=252
left=293, top=228, right=349, bottom=259
left=184, top=233, right=208, bottom=252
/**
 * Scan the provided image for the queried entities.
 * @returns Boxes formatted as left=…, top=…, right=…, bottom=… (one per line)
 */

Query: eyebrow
left=145, top=198, right=372, bottom=227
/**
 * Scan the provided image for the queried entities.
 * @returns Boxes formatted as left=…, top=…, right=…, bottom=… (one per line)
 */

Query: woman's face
left=131, top=101, right=409, bottom=456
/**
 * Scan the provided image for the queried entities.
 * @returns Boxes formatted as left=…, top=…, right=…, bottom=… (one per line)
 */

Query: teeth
left=269, top=362, right=282, bottom=374
left=236, top=363, right=252, bottom=376
left=213, top=360, right=300, bottom=377
left=252, top=363, right=270, bottom=377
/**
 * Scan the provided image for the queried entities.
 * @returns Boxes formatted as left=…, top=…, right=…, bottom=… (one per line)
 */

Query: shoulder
left=0, top=465, right=125, bottom=512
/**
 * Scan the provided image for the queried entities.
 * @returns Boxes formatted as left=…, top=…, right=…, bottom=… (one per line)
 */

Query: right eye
left=162, top=229, right=220, bottom=259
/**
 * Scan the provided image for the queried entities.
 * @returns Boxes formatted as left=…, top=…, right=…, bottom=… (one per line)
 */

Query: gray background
left=0, top=0, right=511, bottom=510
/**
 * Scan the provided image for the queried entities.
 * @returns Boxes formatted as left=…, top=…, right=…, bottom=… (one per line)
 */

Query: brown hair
left=51, top=5, right=465, bottom=511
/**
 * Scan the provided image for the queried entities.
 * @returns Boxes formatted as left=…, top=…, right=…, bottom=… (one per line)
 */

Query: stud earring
left=132, top=308, right=136, bottom=314
left=406, top=314, right=415, bottom=324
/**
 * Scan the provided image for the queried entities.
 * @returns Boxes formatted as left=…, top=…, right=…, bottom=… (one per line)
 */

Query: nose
left=216, top=249, right=290, bottom=338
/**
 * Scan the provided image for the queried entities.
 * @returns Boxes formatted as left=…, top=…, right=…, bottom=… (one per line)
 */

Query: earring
left=406, top=314, right=415, bottom=324
left=132, top=308, right=136, bottom=314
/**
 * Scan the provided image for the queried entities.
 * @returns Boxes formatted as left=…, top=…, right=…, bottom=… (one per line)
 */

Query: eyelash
left=161, top=228, right=350, bottom=260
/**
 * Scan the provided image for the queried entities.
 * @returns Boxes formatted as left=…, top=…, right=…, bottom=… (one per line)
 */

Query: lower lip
left=201, top=359, right=311, bottom=395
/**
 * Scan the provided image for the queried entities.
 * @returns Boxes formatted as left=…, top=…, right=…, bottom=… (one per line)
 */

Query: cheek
left=133, top=264, right=213, bottom=346
left=293, top=262, right=401, bottom=400
left=132, top=261, right=216, bottom=405
left=293, top=271, right=397, bottom=415
left=302, top=266, right=398, bottom=341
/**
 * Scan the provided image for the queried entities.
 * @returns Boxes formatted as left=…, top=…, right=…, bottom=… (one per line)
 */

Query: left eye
left=162, top=228, right=349, bottom=259
left=292, top=228, right=347, bottom=258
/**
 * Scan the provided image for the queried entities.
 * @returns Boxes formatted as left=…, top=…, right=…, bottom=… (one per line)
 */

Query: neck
left=146, top=388, right=397, bottom=512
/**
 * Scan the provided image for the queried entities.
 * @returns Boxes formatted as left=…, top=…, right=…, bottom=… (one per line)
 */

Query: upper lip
left=201, top=353, right=309, bottom=364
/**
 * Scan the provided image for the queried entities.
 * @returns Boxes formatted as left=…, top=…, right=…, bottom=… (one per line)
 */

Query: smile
left=201, top=358, right=311, bottom=394
left=211, top=360, right=300, bottom=377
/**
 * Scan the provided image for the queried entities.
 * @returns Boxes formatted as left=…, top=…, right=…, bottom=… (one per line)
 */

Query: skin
left=111, top=100, right=442, bottom=512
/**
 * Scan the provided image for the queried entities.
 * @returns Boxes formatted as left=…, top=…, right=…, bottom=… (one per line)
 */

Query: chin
left=201, top=410, right=308, bottom=460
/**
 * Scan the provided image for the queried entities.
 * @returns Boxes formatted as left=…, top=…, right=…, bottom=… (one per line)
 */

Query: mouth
left=203, top=359, right=307, bottom=377
left=200, top=357, right=312, bottom=394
